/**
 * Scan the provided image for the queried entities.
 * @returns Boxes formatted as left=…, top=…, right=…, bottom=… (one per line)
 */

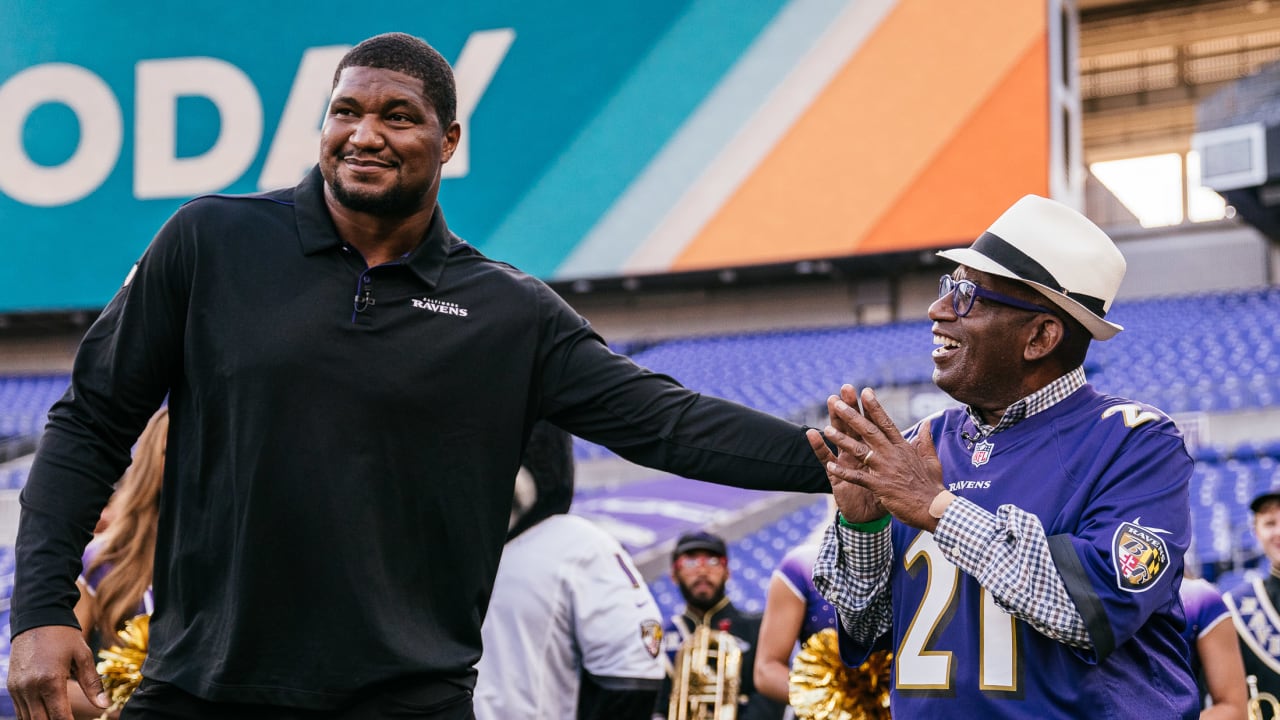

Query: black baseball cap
left=1250, top=490, right=1280, bottom=513
left=672, top=531, right=727, bottom=560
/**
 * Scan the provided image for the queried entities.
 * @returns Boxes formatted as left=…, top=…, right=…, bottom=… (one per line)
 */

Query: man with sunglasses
left=810, top=195, right=1198, bottom=718
left=654, top=532, right=783, bottom=720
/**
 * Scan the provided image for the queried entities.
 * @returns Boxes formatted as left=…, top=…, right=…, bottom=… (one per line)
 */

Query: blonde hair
left=86, top=407, right=167, bottom=637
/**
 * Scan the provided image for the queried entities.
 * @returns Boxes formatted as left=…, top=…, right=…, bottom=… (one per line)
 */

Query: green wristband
left=837, top=512, right=891, bottom=533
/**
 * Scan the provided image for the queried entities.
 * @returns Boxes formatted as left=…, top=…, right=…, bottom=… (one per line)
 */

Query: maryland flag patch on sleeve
left=1111, top=519, right=1171, bottom=592
left=640, top=620, right=663, bottom=658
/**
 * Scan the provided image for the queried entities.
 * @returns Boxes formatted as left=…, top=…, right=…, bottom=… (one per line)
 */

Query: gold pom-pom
left=789, top=628, right=892, bottom=720
left=96, top=614, right=149, bottom=720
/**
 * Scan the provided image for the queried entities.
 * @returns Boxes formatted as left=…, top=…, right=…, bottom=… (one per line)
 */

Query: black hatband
left=970, top=232, right=1108, bottom=319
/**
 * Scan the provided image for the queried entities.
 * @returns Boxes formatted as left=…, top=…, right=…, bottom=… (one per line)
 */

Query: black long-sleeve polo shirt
left=13, top=166, right=830, bottom=709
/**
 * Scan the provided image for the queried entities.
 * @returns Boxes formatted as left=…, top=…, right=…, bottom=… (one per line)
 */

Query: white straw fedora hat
left=937, top=194, right=1126, bottom=340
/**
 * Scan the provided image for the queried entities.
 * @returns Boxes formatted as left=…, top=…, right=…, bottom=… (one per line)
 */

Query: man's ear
left=440, top=121, right=461, bottom=163
left=1024, top=316, right=1066, bottom=361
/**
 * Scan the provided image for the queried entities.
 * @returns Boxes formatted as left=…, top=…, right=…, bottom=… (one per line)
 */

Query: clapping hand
left=809, top=385, right=945, bottom=531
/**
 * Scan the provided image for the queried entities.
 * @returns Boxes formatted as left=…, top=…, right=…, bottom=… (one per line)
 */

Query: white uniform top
left=474, top=514, right=665, bottom=720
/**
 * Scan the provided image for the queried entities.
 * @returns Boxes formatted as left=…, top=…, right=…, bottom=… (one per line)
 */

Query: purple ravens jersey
left=1178, top=577, right=1230, bottom=695
left=1179, top=578, right=1229, bottom=648
left=844, top=385, right=1197, bottom=719
left=777, top=544, right=837, bottom=641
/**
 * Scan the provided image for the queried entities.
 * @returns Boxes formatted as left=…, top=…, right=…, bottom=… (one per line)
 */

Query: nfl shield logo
left=971, top=439, right=994, bottom=467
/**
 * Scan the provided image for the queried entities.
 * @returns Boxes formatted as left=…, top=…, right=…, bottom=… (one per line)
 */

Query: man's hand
left=817, top=385, right=946, bottom=531
left=8, top=625, right=107, bottom=720
left=807, top=392, right=884, bottom=525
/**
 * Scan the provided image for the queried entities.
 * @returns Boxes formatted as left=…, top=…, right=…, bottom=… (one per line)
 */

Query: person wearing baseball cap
left=811, top=195, right=1198, bottom=717
left=1223, top=488, right=1280, bottom=704
left=655, top=530, right=783, bottom=720
left=1249, top=490, right=1280, bottom=515
left=671, top=530, right=729, bottom=560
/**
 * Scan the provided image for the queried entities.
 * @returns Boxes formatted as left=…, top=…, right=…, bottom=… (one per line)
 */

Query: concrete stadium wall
left=0, top=219, right=1273, bottom=364
left=570, top=220, right=1276, bottom=344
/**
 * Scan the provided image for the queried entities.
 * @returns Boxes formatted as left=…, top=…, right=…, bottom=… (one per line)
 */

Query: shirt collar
left=966, top=365, right=1087, bottom=436
left=293, top=165, right=454, bottom=287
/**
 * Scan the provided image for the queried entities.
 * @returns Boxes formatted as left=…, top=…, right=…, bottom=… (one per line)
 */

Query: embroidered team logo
left=971, top=439, right=994, bottom=467
left=1111, top=519, right=1170, bottom=592
left=410, top=297, right=469, bottom=317
left=640, top=620, right=663, bottom=658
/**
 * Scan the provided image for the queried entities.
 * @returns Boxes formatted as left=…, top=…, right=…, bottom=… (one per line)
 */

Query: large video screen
left=0, top=0, right=1054, bottom=313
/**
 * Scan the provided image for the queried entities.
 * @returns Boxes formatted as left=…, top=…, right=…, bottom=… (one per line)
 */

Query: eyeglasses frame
left=938, top=274, right=1060, bottom=317
left=674, top=555, right=725, bottom=570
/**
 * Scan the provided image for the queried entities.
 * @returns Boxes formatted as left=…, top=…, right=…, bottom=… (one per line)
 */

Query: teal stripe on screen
left=477, top=0, right=791, bottom=278
left=558, top=0, right=854, bottom=279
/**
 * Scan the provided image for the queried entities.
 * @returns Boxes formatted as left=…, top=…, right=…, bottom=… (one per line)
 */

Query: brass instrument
left=789, top=628, right=891, bottom=720
left=668, top=624, right=743, bottom=720
left=1248, top=674, right=1280, bottom=720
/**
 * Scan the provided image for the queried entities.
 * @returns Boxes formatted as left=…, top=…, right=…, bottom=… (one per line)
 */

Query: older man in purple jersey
left=810, top=195, right=1198, bottom=718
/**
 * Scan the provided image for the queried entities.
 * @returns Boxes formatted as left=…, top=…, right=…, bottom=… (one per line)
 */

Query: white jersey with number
left=474, top=514, right=665, bottom=719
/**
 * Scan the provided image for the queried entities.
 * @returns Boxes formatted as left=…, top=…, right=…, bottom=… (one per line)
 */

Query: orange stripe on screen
left=670, top=0, right=1049, bottom=270
left=858, top=35, right=1051, bottom=254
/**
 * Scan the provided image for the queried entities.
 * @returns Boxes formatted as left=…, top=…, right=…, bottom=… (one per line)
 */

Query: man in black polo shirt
left=8, top=31, right=829, bottom=720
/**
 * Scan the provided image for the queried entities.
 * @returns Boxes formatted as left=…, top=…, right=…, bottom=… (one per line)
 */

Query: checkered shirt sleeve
left=812, top=516, right=893, bottom=645
left=934, top=496, right=1092, bottom=649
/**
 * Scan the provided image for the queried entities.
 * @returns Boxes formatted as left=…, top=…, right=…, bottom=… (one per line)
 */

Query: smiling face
left=1254, top=500, right=1280, bottom=568
left=929, top=267, right=1050, bottom=414
left=319, top=66, right=459, bottom=218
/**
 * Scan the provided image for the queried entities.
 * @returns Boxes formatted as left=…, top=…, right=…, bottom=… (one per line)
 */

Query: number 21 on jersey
left=897, top=532, right=1018, bottom=692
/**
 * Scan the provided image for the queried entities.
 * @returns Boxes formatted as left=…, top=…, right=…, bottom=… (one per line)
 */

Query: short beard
left=679, top=584, right=726, bottom=613
left=329, top=173, right=429, bottom=217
